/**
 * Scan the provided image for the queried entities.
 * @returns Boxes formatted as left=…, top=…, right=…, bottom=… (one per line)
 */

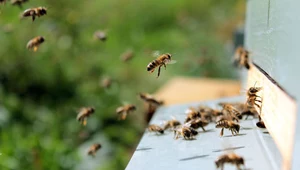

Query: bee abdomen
left=147, top=60, right=159, bottom=71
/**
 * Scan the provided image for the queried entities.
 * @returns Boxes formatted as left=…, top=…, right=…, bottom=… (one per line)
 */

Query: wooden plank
left=155, top=77, right=241, bottom=106
left=247, top=63, right=297, bottom=170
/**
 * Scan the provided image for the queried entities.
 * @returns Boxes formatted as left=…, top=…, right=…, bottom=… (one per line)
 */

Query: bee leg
left=156, top=66, right=161, bottom=78
left=245, top=114, right=249, bottom=120
left=163, top=63, right=166, bottom=70
left=32, top=15, right=35, bottom=21
left=255, top=99, right=262, bottom=103
left=33, top=46, right=38, bottom=52
left=201, top=126, right=206, bottom=132
left=83, top=118, right=87, bottom=126
left=220, top=128, right=224, bottom=136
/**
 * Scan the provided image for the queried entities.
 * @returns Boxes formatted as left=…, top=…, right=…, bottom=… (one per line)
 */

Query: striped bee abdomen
left=147, top=60, right=160, bottom=71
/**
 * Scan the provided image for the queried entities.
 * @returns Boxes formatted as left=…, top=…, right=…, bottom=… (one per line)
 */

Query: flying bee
left=100, top=77, right=112, bottom=89
left=147, top=53, right=176, bottom=78
left=139, top=93, right=163, bottom=107
left=163, top=118, right=181, bottom=130
left=148, top=124, right=164, bottom=134
left=76, top=107, right=95, bottom=126
left=174, top=125, right=198, bottom=140
left=120, top=49, right=134, bottom=62
left=116, top=104, right=136, bottom=120
left=216, top=119, right=240, bottom=136
left=11, top=0, right=29, bottom=8
left=94, top=30, right=107, bottom=42
left=185, top=118, right=209, bottom=132
left=26, top=36, right=45, bottom=52
left=233, top=46, right=250, bottom=69
left=87, top=143, right=101, bottom=157
left=220, top=104, right=241, bottom=122
left=22, top=7, right=47, bottom=21
left=184, top=107, right=201, bottom=123
left=215, top=153, right=245, bottom=170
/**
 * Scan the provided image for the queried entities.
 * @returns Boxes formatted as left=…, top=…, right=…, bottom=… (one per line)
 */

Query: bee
left=219, top=102, right=254, bottom=120
left=147, top=53, right=176, bottom=78
left=233, top=46, right=250, bottom=69
left=186, top=118, right=209, bottom=132
left=184, top=107, right=201, bottom=123
left=139, top=93, right=163, bottom=107
left=148, top=124, right=164, bottom=134
left=163, top=118, right=181, bottom=130
left=174, top=125, right=198, bottom=140
left=199, top=105, right=222, bottom=122
left=216, top=119, right=240, bottom=136
left=11, top=0, right=29, bottom=8
left=100, top=77, right=112, bottom=89
left=246, top=83, right=263, bottom=115
left=215, top=153, right=245, bottom=170
left=76, top=107, right=95, bottom=126
left=220, top=104, right=241, bottom=122
left=26, top=36, right=45, bottom=52
left=116, top=104, right=136, bottom=120
left=94, top=30, right=107, bottom=42
left=22, top=7, right=47, bottom=21
left=120, top=49, right=134, bottom=62
left=87, top=143, right=102, bottom=157
left=247, top=84, right=262, bottom=98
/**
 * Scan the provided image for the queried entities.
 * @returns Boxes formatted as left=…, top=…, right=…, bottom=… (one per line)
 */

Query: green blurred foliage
left=0, top=0, right=244, bottom=169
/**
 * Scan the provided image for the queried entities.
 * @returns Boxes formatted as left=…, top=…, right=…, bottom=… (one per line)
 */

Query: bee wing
left=170, top=115, right=176, bottom=120
left=152, top=50, right=161, bottom=57
left=167, top=60, right=177, bottom=64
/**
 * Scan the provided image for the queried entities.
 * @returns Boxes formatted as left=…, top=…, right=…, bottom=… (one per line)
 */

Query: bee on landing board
left=87, top=143, right=101, bottom=157
left=215, top=119, right=240, bottom=136
left=163, top=118, right=181, bottom=130
left=148, top=124, right=164, bottom=134
left=11, top=0, right=28, bottom=8
left=174, top=125, right=198, bottom=140
left=116, top=104, right=136, bottom=120
left=247, top=83, right=264, bottom=125
left=147, top=53, right=176, bottom=78
left=26, top=36, right=45, bottom=52
left=215, top=153, right=245, bottom=170
left=220, top=104, right=241, bottom=122
left=199, top=105, right=222, bottom=122
left=184, top=107, right=201, bottom=123
left=22, top=7, right=47, bottom=21
left=76, top=107, right=95, bottom=126
left=185, top=118, right=209, bottom=132
left=233, top=46, right=250, bottom=69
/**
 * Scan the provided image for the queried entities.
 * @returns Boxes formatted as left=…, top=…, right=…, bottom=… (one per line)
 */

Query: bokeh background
left=0, top=0, right=245, bottom=169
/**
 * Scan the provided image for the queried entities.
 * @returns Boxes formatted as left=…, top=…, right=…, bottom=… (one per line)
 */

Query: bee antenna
left=253, top=81, right=258, bottom=87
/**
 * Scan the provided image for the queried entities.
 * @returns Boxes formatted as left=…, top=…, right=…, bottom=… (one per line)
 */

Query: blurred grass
left=0, top=0, right=245, bottom=169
